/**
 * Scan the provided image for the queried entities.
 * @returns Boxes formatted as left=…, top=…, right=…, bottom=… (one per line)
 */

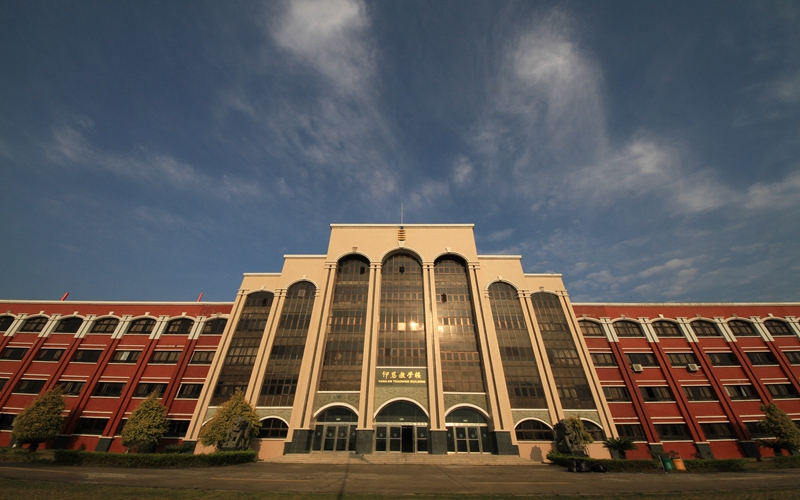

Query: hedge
left=546, top=451, right=661, bottom=473
left=683, top=458, right=747, bottom=472
left=769, top=454, right=800, bottom=469
left=53, top=449, right=257, bottom=468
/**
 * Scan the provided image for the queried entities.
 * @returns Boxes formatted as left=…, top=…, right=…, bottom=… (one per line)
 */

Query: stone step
left=263, top=453, right=542, bottom=466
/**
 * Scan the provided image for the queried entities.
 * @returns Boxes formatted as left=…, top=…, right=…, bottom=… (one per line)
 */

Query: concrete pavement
left=2, top=461, right=800, bottom=496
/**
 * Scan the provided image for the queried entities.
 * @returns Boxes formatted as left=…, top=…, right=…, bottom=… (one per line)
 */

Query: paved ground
left=2, top=462, right=800, bottom=496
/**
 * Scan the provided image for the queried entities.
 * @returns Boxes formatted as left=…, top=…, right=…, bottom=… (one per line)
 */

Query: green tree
left=12, top=388, right=66, bottom=452
left=757, top=438, right=799, bottom=456
left=603, top=437, right=638, bottom=459
left=199, top=389, right=260, bottom=450
left=121, top=392, right=169, bottom=453
left=759, top=403, right=800, bottom=454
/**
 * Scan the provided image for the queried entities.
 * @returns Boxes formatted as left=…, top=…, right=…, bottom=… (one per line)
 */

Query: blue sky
left=2, top=1, right=799, bottom=303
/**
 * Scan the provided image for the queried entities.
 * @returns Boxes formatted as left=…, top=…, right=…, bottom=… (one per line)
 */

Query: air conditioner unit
left=631, top=364, right=644, bottom=373
left=687, top=363, right=700, bottom=372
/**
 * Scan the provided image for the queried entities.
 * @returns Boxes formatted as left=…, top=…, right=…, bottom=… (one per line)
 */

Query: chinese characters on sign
left=376, top=368, right=427, bottom=384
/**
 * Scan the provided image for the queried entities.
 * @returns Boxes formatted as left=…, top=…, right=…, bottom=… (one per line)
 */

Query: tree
left=554, top=416, right=594, bottom=455
left=121, top=392, right=169, bottom=453
left=757, top=438, right=799, bottom=456
left=759, top=403, right=800, bottom=454
left=12, top=388, right=66, bottom=452
left=603, top=437, right=638, bottom=459
left=199, top=389, right=260, bottom=450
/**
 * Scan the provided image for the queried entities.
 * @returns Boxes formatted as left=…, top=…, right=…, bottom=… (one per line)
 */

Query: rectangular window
left=14, top=379, right=45, bottom=394
left=150, top=351, right=181, bottom=364
left=683, top=385, right=716, bottom=401
left=724, top=384, right=758, bottom=400
left=35, top=348, right=64, bottom=362
left=134, top=383, right=167, bottom=398
left=700, top=423, right=736, bottom=440
left=74, top=417, right=109, bottom=435
left=667, top=353, right=698, bottom=367
left=654, top=424, right=692, bottom=441
left=176, top=383, right=203, bottom=399
left=590, top=353, right=617, bottom=367
left=766, top=384, right=799, bottom=399
left=54, top=380, right=85, bottom=396
left=785, top=351, right=800, bottom=365
left=626, top=353, right=659, bottom=367
left=0, top=378, right=7, bottom=391
left=707, top=352, right=739, bottom=366
left=93, top=382, right=125, bottom=397
left=72, top=349, right=102, bottom=363
left=744, top=421, right=771, bottom=438
left=110, top=350, right=141, bottom=364
left=0, top=413, right=16, bottom=430
left=189, top=351, right=215, bottom=365
left=165, top=420, right=190, bottom=438
left=640, top=386, right=674, bottom=402
left=0, top=347, right=28, bottom=361
left=616, top=424, right=646, bottom=440
left=746, top=351, right=778, bottom=366
left=602, top=386, right=631, bottom=402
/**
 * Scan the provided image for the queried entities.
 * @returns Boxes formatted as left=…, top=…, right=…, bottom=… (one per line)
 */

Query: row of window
left=0, top=347, right=218, bottom=365
left=580, top=319, right=796, bottom=339
left=2, top=377, right=204, bottom=399
left=615, top=420, right=800, bottom=442
left=590, top=350, right=800, bottom=369
left=603, top=383, right=799, bottom=402
left=0, top=316, right=227, bottom=336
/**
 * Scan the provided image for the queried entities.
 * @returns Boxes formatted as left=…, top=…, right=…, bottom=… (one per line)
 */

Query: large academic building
left=1, top=224, right=799, bottom=460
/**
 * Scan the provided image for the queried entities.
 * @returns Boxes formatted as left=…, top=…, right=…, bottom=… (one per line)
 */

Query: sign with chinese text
left=376, top=368, right=427, bottom=384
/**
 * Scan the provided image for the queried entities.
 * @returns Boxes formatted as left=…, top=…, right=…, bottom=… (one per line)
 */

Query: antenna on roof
left=197, top=292, right=204, bottom=302
left=60, top=292, right=69, bottom=301
left=400, top=202, right=404, bottom=229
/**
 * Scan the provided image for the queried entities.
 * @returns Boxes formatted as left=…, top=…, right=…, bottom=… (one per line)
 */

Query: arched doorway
left=374, top=401, right=429, bottom=453
left=445, top=407, right=491, bottom=454
left=311, top=407, right=358, bottom=452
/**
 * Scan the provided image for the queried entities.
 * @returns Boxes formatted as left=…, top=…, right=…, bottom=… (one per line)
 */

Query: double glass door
left=312, top=424, right=357, bottom=452
left=375, top=425, right=428, bottom=453
left=446, top=425, right=490, bottom=453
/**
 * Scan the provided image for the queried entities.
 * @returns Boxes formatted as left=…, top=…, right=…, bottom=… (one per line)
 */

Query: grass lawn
left=2, top=479, right=800, bottom=500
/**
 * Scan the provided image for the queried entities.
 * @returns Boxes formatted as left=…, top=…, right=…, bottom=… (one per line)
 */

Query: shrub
left=121, top=392, right=168, bottom=453
left=759, top=403, right=800, bottom=449
left=12, top=388, right=66, bottom=452
left=54, top=449, right=257, bottom=467
left=683, top=458, right=747, bottom=472
left=546, top=450, right=660, bottom=473
left=161, top=442, right=196, bottom=454
left=198, top=389, right=260, bottom=450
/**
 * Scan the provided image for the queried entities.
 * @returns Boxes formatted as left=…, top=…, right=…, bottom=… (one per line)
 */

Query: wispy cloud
left=44, top=126, right=260, bottom=200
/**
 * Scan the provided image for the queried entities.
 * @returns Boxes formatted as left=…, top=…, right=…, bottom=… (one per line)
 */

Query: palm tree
left=603, top=437, right=638, bottom=460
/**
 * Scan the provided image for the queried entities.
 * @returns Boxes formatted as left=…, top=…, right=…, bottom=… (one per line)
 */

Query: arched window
left=20, top=316, right=48, bottom=333
left=258, top=418, right=289, bottom=439
left=489, top=282, right=546, bottom=409
left=515, top=420, right=554, bottom=441
left=319, top=256, right=370, bottom=392
left=378, top=254, right=426, bottom=367
left=0, top=316, right=14, bottom=332
left=165, top=318, right=194, bottom=335
left=582, top=420, right=605, bottom=441
left=55, top=317, right=83, bottom=334
left=127, top=318, right=156, bottom=334
left=578, top=320, right=605, bottom=337
left=728, top=320, right=758, bottom=337
left=202, top=318, right=227, bottom=335
left=445, top=407, right=487, bottom=425
left=90, top=318, right=119, bottom=334
left=317, top=406, right=358, bottom=423
left=258, top=281, right=316, bottom=407
left=613, top=321, right=644, bottom=338
left=691, top=320, right=721, bottom=337
left=652, top=321, right=682, bottom=337
left=765, top=320, right=795, bottom=337
left=375, top=401, right=428, bottom=424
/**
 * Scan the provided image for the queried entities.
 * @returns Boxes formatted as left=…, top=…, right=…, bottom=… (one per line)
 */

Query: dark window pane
left=202, top=318, right=227, bottom=335
left=746, top=351, right=778, bottom=365
left=165, top=420, right=190, bottom=438
left=640, top=386, right=674, bottom=402
left=1, top=347, right=28, bottom=360
left=515, top=420, right=554, bottom=441
left=20, top=317, right=48, bottom=333
left=165, top=318, right=194, bottom=335
left=177, top=384, right=203, bottom=399
left=707, top=352, right=739, bottom=366
left=626, top=353, right=659, bottom=367
left=766, top=384, right=799, bottom=399
left=134, top=383, right=167, bottom=398
left=74, top=418, right=108, bottom=435
left=691, top=321, right=721, bottom=337
left=579, top=321, right=605, bottom=337
left=72, top=349, right=102, bottom=363
left=90, top=318, right=119, bottom=334
left=614, top=321, right=644, bottom=338
left=55, top=317, right=83, bottom=333
left=591, top=352, right=617, bottom=367
left=378, top=254, right=427, bottom=368
left=655, top=424, right=692, bottom=441
left=150, top=351, right=181, bottom=364
left=785, top=351, right=800, bottom=365
left=127, top=318, right=156, bottom=334
left=110, top=350, right=141, bottom=363
left=14, top=379, right=45, bottom=394
left=652, top=321, right=682, bottom=337
left=93, top=382, right=125, bottom=397
left=765, top=320, right=794, bottom=337
left=616, top=424, right=646, bottom=440
left=724, top=385, right=758, bottom=400
left=701, top=423, right=735, bottom=439
left=683, top=385, right=716, bottom=401
left=603, top=386, right=631, bottom=402
left=189, top=350, right=215, bottom=364
left=729, top=320, right=758, bottom=337
left=259, top=418, right=289, bottom=438
left=54, top=380, right=85, bottom=396
left=0, top=316, right=14, bottom=332
left=0, top=414, right=16, bottom=430
left=667, top=353, right=698, bottom=367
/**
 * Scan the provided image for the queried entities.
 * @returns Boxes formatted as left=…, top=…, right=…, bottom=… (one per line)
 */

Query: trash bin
left=660, top=456, right=675, bottom=471
left=673, top=457, right=686, bottom=471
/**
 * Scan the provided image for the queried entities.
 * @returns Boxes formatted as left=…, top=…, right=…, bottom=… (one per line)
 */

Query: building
left=0, top=224, right=798, bottom=460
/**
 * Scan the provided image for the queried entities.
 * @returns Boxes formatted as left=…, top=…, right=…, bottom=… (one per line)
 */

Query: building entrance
left=311, top=407, right=358, bottom=452
left=445, top=407, right=491, bottom=454
left=374, top=401, right=429, bottom=453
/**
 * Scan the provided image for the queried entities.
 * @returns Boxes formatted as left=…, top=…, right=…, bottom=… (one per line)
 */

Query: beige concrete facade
left=187, top=224, right=614, bottom=459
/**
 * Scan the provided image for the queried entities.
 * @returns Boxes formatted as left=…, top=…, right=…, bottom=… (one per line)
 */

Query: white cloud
left=273, top=0, right=373, bottom=94
left=638, top=257, right=696, bottom=279
left=744, top=169, right=800, bottom=210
